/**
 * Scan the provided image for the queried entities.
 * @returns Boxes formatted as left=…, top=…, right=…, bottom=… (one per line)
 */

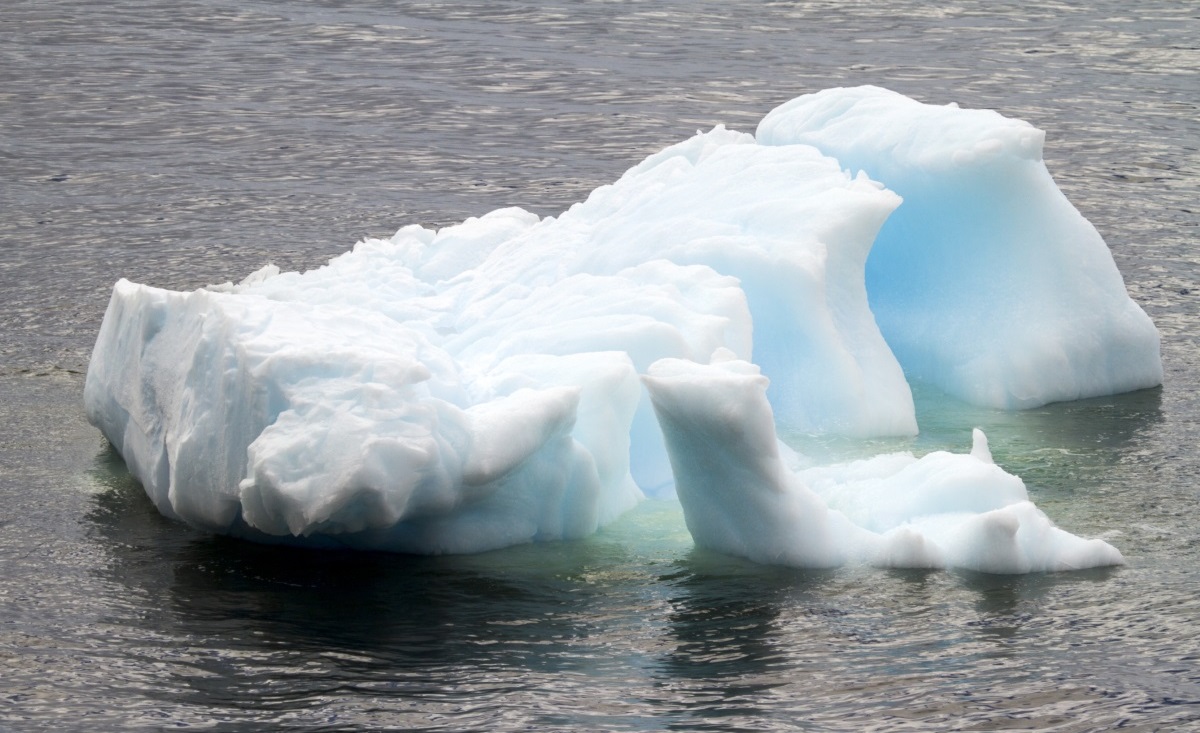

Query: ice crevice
left=85, top=86, right=1160, bottom=572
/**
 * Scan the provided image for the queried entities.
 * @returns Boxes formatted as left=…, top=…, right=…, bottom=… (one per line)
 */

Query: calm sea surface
left=2, top=1, right=1199, bottom=730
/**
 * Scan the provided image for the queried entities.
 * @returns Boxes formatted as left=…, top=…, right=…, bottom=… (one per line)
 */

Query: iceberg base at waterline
left=84, top=86, right=1157, bottom=573
left=644, top=351, right=1124, bottom=573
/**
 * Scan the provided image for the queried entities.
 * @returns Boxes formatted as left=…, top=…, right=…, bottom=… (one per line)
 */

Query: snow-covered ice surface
left=85, top=87, right=1158, bottom=572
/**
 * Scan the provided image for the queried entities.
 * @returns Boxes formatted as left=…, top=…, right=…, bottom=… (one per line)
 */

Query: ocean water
left=2, top=1, right=1199, bottom=730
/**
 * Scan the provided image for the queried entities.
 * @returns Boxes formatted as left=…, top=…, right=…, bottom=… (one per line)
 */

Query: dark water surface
left=2, top=1, right=1199, bottom=730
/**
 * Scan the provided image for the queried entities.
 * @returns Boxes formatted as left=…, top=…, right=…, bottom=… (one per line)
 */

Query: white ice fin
left=643, top=352, right=1125, bottom=573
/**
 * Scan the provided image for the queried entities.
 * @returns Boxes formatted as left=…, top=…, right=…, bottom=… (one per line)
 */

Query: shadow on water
left=87, top=501, right=607, bottom=655
left=643, top=557, right=1131, bottom=729
left=82, top=438, right=1147, bottom=730
left=82, top=444, right=662, bottom=725
left=954, top=566, right=1122, bottom=646
left=654, top=548, right=838, bottom=683
left=956, top=565, right=1122, bottom=611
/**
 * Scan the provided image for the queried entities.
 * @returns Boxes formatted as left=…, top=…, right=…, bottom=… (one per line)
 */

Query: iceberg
left=85, top=86, right=1157, bottom=572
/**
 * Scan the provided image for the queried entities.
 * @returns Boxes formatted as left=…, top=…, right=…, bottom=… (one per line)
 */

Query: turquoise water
left=2, top=1, right=1198, bottom=729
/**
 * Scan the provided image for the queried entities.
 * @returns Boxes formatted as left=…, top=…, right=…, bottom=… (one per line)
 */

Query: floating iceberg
left=85, top=86, right=1159, bottom=572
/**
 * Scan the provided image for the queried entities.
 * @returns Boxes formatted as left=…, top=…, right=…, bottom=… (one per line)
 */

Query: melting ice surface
left=85, top=87, right=1160, bottom=573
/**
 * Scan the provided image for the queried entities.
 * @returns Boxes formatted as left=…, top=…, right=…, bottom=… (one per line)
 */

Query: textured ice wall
left=87, top=126, right=912, bottom=552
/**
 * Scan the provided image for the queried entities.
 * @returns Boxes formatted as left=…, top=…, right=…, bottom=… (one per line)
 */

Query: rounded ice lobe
left=85, top=87, right=1151, bottom=569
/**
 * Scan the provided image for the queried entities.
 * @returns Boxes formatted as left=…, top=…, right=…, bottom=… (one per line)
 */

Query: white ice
left=85, top=86, right=1156, bottom=572
left=644, top=350, right=1124, bottom=572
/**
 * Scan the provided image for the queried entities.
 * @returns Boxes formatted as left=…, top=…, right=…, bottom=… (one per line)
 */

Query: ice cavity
left=85, top=86, right=1153, bottom=570
left=758, top=86, right=1162, bottom=408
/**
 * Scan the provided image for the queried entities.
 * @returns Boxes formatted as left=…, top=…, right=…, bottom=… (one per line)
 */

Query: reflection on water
left=76, top=448, right=1185, bottom=730
left=660, top=553, right=825, bottom=681
left=67, top=334, right=1199, bottom=731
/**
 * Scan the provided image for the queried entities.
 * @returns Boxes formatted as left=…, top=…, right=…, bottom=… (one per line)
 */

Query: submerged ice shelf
left=85, top=86, right=1160, bottom=573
